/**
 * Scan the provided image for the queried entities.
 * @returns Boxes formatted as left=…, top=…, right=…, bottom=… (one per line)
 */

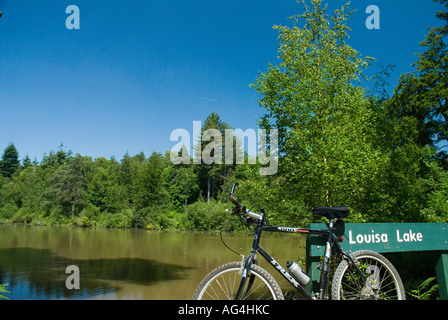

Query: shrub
left=185, top=200, right=233, bottom=231
left=46, top=206, right=69, bottom=225
left=99, top=209, right=134, bottom=228
left=0, top=203, right=18, bottom=221
left=11, top=207, right=34, bottom=224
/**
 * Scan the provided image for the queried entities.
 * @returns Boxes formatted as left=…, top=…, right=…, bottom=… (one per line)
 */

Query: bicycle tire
left=331, top=250, right=406, bottom=300
left=193, top=261, right=285, bottom=300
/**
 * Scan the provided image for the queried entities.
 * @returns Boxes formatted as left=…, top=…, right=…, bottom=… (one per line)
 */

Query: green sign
left=306, top=222, right=448, bottom=299
left=308, top=222, right=448, bottom=256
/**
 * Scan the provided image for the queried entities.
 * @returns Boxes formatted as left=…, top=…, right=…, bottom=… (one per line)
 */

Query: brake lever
left=232, top=207, right=241, bottom=215
left=226, top=207, right=238, bottom=215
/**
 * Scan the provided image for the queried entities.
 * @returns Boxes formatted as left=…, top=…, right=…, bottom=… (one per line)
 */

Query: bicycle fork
left=234, top=253, right=257, bottom=300
left=234, top=222, right=263, bottom=300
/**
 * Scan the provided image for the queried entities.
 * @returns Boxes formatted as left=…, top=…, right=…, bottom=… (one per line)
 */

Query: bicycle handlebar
left=228, top=182, right=263, bottom=222
left=229, top=182, right=241, bottom=208
left=245, top=210, right=263, bottom=222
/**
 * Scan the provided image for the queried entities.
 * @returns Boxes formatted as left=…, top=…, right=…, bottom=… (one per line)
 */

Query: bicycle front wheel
left=193, top=261, right=284, bottom=300
left=331, top=250, right=406, bottom=300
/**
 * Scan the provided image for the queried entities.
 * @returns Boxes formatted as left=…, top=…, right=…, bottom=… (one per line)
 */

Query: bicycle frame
left=234, top=211, right=363, bottom=300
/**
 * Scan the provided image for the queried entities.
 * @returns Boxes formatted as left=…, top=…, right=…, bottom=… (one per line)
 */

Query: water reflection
left=0, top=247, right=191, bottom=299
left=0, top=225, right=307, bottom=299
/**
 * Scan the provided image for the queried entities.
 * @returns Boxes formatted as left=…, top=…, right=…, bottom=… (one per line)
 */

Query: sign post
left=306, top=222, right=448, bottom=299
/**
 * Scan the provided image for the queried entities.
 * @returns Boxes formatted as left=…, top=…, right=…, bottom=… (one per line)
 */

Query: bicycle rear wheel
left=193, top=261, right=284, bottom=300
left=331, top=250, right=406, bottom=300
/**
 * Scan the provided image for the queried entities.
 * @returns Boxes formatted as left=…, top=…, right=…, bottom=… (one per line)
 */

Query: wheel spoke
left=193, top=262, right=283, bottom=300
left=332, top=251, right=405, bottom=300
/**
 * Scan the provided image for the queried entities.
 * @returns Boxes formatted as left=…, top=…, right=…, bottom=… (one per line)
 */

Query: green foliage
left=98, top=209, right=135, bottom=229
left=194, top=112, right=235, bottom=202
left=390, top=28, right=448, bottom=160
left=0, top=0, right=447, bottom=237
left=0, top=284, right=10, bottom=300
left=408, top=277, right=439, bottom=300
left=0, top=143, right=20, bottom=178
left=0, top=0, right=446, bottom=302
left=132, top=152, right=169, bottom=210
left=374, top=0, right=448, bottom=222
left=251, top=0, right=382, bottom=219
left=0, top=203, right=18, bottom=220
left=46, top=155, right=88, bottom=217
left=420, top=150, right=448, bottom=222
left=184, top=200, right=238, bottom=231
left=165, top=165, right=200, bottom=211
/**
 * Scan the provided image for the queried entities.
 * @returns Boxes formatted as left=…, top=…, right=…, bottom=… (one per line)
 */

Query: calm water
left=0, top=224, right=307, bottom=300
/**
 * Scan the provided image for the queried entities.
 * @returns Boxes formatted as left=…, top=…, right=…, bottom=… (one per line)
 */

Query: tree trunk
left=207, top=176, right=210, bottom=203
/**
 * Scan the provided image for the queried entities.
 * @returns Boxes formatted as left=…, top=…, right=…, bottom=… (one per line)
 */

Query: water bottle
left=287, top=261, right=310, bottom=286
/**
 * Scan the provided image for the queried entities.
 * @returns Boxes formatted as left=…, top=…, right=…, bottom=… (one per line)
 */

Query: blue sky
left=0, top=0, right=444, bottom=162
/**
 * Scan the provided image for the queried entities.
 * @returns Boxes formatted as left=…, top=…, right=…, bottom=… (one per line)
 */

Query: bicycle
left=193, top=182, right=406, bottom=300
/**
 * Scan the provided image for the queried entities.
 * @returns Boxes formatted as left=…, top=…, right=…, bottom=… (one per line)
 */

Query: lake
left=0, top=224, right=307, bottom=300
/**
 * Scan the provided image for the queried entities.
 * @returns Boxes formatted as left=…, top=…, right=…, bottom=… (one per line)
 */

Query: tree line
left=0, top=0, right=447, bottom=231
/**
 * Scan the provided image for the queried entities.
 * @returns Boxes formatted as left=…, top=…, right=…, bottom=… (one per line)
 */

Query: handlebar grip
left=229, top=182, right=241, bottom=208
left=230, top=182, right=239, bottom=196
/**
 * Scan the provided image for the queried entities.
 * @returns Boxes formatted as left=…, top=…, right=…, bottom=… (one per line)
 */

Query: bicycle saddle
left=312, top=206, right=349, bottom=219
